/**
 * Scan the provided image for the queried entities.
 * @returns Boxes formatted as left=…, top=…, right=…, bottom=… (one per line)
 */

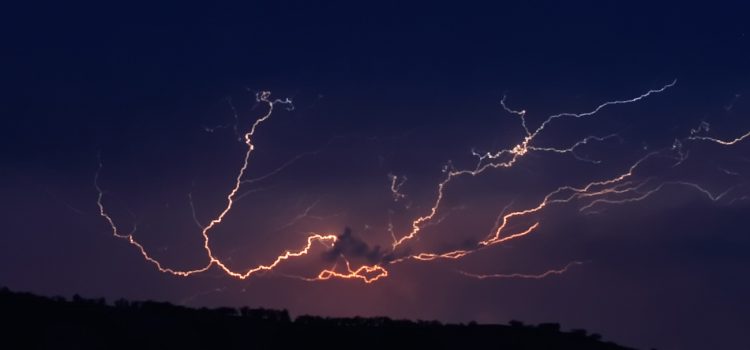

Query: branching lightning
left=391, top=81, right=678, bottom=251
left=99, top=92, right=345, bottom=279
left=96, top=81, right=749, bottom=285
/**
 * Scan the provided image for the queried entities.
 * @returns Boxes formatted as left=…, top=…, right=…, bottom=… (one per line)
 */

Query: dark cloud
left=323, top=228, right=385, bottom=264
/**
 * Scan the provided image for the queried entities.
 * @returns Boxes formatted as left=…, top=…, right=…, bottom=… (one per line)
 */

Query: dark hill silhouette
left=0, top=287, right=634, bottom=349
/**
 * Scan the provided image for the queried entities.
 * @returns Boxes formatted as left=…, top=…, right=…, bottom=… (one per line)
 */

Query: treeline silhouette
left=0, top=287, right=633, bottom=349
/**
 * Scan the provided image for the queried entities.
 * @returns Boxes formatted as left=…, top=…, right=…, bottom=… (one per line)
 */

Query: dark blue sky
left=2, top=2, right=750, bottom=349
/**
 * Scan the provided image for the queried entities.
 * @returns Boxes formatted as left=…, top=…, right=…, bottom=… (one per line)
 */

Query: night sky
left=3, top=2, right=750, bottom=349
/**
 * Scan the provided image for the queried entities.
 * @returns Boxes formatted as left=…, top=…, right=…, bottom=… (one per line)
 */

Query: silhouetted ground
left=0, top=287, right=634, bottom=349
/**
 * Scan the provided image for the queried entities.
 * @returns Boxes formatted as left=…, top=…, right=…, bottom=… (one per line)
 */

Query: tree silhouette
left=0, top=286, right=634, bottom=349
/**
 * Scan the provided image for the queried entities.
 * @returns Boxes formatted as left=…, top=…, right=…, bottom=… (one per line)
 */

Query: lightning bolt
left=527, top=134, right=621, bottom=164
left=97, top=160, right=211, bottom=276
left=458, top=261, right=585, bottom=280
left=313, top=258, right=389, bottom=284
left=689, top=130, right=750, bottom=146
left=391, top=80, right=677, bottom=250
left=98, top=91, right=386, bottom=282
left=241, top=149, right=322, bottom=186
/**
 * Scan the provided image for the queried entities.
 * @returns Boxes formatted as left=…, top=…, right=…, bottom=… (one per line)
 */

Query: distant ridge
left=0, top=287, right=634, bottom=350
